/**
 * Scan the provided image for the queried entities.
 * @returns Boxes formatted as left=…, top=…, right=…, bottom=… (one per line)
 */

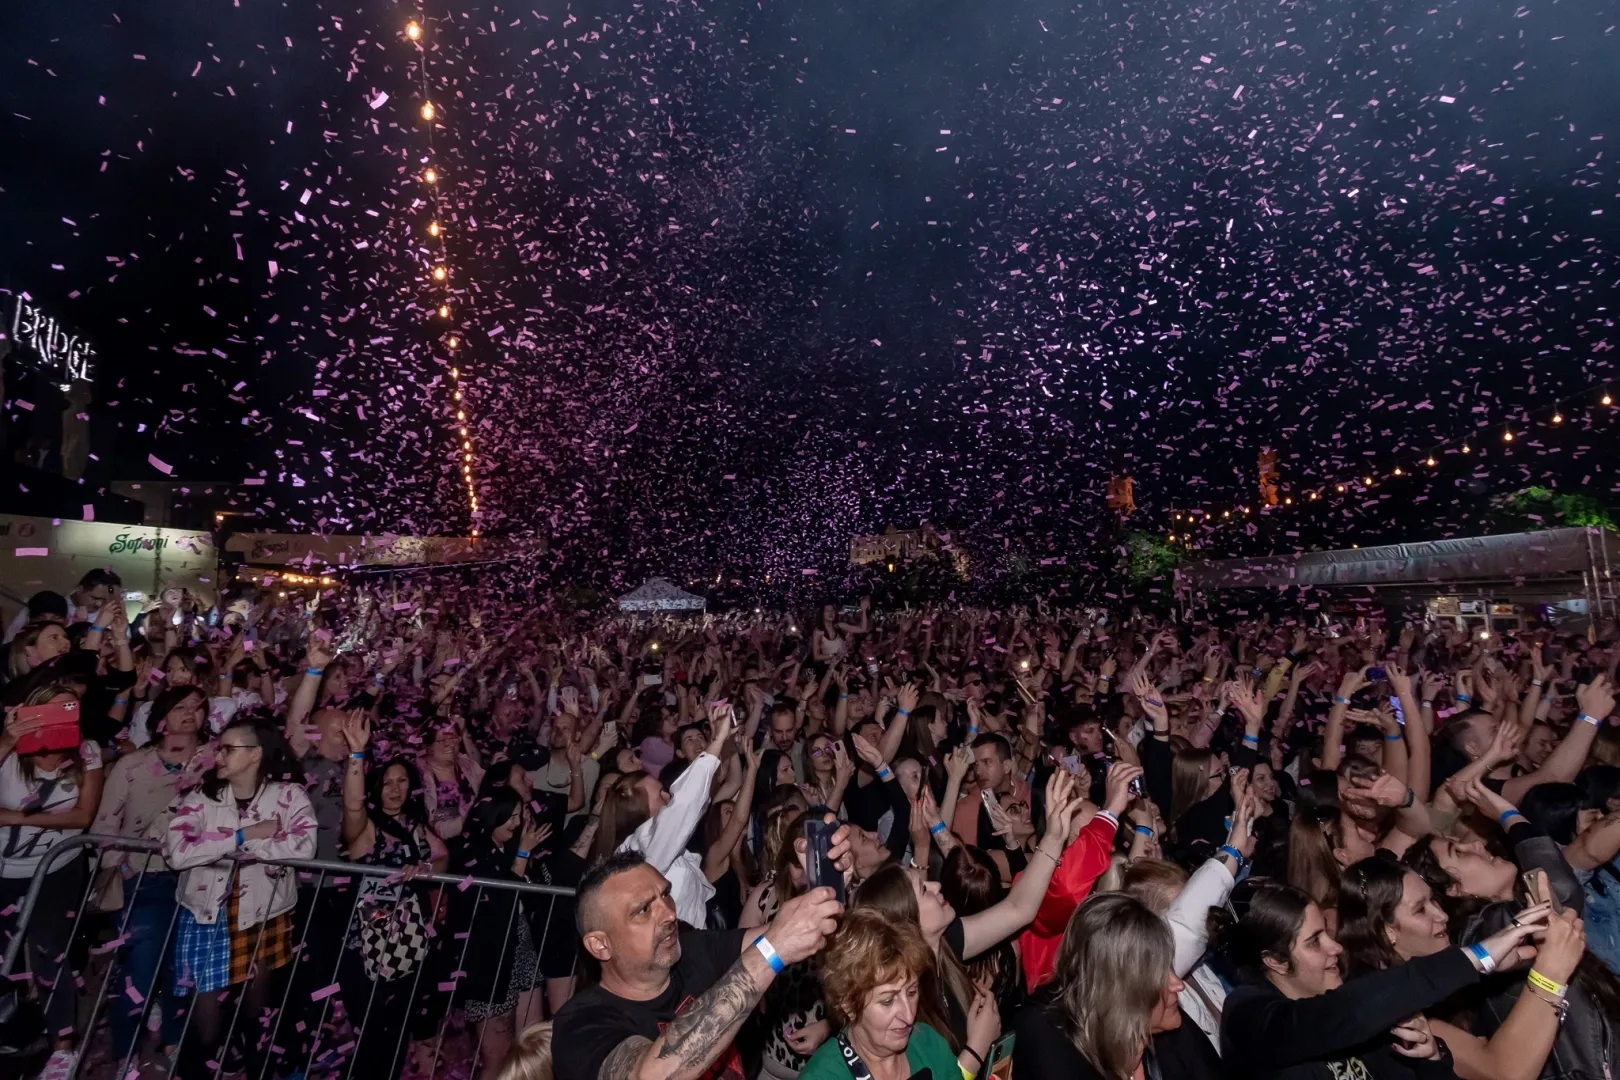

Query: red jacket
left=1017, top=812, right=1119, bottom=992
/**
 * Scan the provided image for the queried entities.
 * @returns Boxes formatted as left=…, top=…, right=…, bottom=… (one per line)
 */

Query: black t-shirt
left=553, top=928, right=747, bottom=1080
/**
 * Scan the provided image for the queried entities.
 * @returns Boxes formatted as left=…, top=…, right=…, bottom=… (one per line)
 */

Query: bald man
left=556, top=835, right=847, bottom=1080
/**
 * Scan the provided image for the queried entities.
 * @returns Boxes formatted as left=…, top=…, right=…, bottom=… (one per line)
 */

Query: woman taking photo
left=797, top=906, right=980, bottom=1080
left=164, top=716, right=316, bottom=1080
left=1338, top=855, right=1585, bottom=1080
left=0, top=683, right=104, bottom=1064
left=1218, top=881, right=1547, bottom=1080
left=336, top=710, right=448, bottom=1080
left=1013, top=892, right=1212, bottom=1080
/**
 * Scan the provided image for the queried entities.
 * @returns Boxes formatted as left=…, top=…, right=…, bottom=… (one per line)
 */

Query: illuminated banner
left=9, top=297, right=95, bottom=390
left=0, top=514, right=216, bottom=607
left=226, top=531, right=543, bottom=570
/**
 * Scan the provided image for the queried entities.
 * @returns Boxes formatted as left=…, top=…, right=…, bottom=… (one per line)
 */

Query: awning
left=618, top=577, right=707, bottom=612
left=1175, top=527, right=1619, bottom=591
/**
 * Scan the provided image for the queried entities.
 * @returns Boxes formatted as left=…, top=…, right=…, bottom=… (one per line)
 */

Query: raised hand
left=341, top=709, right=371, bottom=752
left=850, top=731, right=885, bottom=771
left=1577, top=674, right=1615, bottom=722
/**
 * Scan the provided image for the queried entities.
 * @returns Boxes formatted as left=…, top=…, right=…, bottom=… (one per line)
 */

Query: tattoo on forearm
left=654, top=958, right=767, bottom=1075
left=599, top=1035, right=653, bottom=1080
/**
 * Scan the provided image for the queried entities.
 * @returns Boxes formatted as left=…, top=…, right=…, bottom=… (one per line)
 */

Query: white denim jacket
left=163, top=781, right=317, bottom=928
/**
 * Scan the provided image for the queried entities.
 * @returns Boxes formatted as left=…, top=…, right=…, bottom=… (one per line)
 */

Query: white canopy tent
left=617, top=577, right=707, bottom=613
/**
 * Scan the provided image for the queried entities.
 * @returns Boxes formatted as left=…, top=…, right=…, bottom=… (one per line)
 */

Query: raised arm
left=339, top=711, right=373, bottom=852
left=1501, top=676, right=1613, bottom=806
left=1320, top=666, right=1368, bottom=772
left=285, top=638, right=335, bottom=759
left=704, top=745, right=762, bottom=881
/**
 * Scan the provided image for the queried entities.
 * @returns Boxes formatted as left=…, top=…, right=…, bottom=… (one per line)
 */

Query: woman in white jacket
left=164, top=716, right=316, bottom=1080
left=592, top=703, right=732, bottom=926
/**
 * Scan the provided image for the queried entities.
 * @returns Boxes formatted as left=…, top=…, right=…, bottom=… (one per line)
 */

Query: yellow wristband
left=960, top=1067, right=976, bottom=1080
left=1526, top=969, right=1567, bottom=999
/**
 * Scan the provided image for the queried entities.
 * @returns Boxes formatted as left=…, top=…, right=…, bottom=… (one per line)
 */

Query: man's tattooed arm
left=597, top=953, right=772, bottom=1080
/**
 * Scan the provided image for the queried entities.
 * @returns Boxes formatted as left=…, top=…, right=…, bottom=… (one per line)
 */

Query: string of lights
left=404, top=9, right=480, bottom=536
left=1161, top=376, right=1619, bottom=547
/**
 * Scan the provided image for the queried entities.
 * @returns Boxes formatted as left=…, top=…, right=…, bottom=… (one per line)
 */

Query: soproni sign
left=9, top=297, right=95, bottom=390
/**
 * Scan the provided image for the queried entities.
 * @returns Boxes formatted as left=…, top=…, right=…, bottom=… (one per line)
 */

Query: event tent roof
left=618, top=577, right=707, bottom=612
left=1175, top=527, right=1619, bottom=591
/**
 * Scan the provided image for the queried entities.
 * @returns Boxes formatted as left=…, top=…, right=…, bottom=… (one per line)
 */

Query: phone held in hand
left=803, top=818, right=845, bottom=904
left=1366, top=666, right=1387, bottom=681
left=16, top=700, right=82, bottom=755
left=1522, top=869, right=1563, bottom=915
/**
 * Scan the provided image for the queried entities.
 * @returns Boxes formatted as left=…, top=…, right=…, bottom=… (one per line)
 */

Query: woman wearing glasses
left=164, top=715, right=316, bottom=1080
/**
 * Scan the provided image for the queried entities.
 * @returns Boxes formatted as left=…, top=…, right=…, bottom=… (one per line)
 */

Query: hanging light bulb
left=1604, top=393, right=1614, bottom=407
left=423, top=167, right=438, bottom=183
left=1425, top=456, right=1436, bottom=467
left=1309, top=491, right=1319, bottom=500
left=447, top=336, right=459, bottom=350
left=1503, top=431, right=1514, bottom=442
left=428, top=221, right=441, bottom=237
left=1336, top=484, right=1346, bottom=493
left=1222, top=510, right=1230, bottom=519
left=406, top=20, right=422, bottom=40
left=450, top=367, right=459, bottom=379
left=432, top=265, right=447, bottom=281
left=1284, top=497, right=1293, bottom=505
left=420, top=102, right=436, bottom=121
left=1552, top=412, right=1564, bottom=424
left=1462, top=444, right=1471, bottom=454
left=437, top=303, right=450, bottom=318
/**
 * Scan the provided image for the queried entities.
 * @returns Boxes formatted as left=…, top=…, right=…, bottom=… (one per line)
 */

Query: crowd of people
left=3, top=568, right=1620, bottom=1080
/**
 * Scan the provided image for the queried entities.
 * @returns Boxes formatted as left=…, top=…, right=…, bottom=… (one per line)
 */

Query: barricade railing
left=1, top=833, right=579, bottom=1080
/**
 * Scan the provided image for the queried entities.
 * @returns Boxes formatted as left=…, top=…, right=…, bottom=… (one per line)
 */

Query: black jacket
left=1220, top=947, right=1475, bottom=1080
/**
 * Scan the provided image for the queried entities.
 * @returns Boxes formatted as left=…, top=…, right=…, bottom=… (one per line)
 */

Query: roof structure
left=618, top=576, right=707, bottom=612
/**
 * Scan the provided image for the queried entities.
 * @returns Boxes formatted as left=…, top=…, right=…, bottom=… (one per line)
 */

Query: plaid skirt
left=174, top=886, right=294, bottom=995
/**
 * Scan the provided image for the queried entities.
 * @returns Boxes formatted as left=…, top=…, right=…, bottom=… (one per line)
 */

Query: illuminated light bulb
left=406, top=20, right=422, bottom=40
left=432, top=265, right=447, bottom=281
left=1552, top=413, right=1563, bottom=425
left=1393, top=467, right=1403, bottom=476
left=447, top=336, right=459, bottom=349
left=1425, top=457, right=1436, bottom=467
left=1167, top=534, right=1175, bottom=543
left=470, top=528, right=479, bottom=537
left=420, top=102, right=436, bottom=121
left=1284, top=497, right=1292, bottom=505
left=1363, top=476, right=1374, bottom=486
left=1222, top=510, right=1230, bottom=519
left=428, top=222, right=441, bottom=237
left=450, top=367, right=459, bottom=379
left=1503, top=431, right=1514, bottom=442
left=456, top=409, right=465, bottom=420
left=462, top=440, right=471, bottom=450
left=1336, top=484, right=1346, bottom=493
left=453, top=390, right=461, bottom=401
left=1605, top=394, right=1614, bottom=406
left=1462, top=444, right=1471, bottom=454
left=437, top=303, right=450, bottom=318
left=423, top=167, right=438, bottom=183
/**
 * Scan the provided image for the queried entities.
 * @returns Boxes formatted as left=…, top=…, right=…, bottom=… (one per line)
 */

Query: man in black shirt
left=555, top=836, right=847, bottom=1080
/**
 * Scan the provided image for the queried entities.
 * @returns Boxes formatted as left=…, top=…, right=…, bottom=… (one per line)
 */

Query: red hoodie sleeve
left=1018, top=812, right=1119, bottom=992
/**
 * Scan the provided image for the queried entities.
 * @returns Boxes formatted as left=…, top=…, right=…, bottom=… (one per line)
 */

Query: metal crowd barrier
left=1, top=834, right=579, bottom=1080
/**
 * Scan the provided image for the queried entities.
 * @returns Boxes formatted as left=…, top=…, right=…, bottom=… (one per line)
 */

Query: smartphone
left=1521, top=869, right=1563, bottom=915
left=16, top=700, right=82, bottom=755
left=987, top=1032, right=1016, bottom=1080
left=803, top=818, right=846, bottom=903
left=1389, top=695, right=1404, bottom=726
left=1013, top=677, right=1037, bottom=705
left=1366, top=666, right=1387, bottom=681
left=643, top=674, right=663, bottom=688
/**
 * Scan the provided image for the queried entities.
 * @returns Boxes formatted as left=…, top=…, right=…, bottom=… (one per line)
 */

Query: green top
left=798, top=1022, right=961, bottom=1080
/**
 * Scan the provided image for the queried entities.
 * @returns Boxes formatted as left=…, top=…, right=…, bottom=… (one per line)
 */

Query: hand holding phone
left=14, top=700, right=82, bottom=756
left=802, top=818, right=846, bottom=904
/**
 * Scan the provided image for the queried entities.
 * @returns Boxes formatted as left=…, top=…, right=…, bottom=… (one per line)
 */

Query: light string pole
left=404, top=8, right=481, bottom=537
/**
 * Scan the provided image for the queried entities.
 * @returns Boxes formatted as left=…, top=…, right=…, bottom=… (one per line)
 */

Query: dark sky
left=2, top=0, right=1617, bottom=591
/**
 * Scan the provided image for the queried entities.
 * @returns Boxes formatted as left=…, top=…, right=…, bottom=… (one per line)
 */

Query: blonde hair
left=1051, top=893, right=1175, bottom=1080
left=819, top=906, right=935, bottom=1028
left=1120, top=859, right=1190, bottom=916
left=495, top=1022, right=553, bottom=1080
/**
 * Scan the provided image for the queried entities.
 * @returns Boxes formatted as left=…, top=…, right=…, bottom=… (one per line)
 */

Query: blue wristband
left=967, top=725, right=979, bottom=736
left=1385, top=733, right=1403, bottom=742
left=1218, top=844, right=1244, bottom=864
left=235, top=828, right=245, bottom=847
left=930, top=821, right=947, bottom=836
left=1333, top=695, right=1351, bottom=706
left=1578, top=713, right=1600, bottom=727
left=876, top=765, right=894, bottom=782
left=896, top=709, right=911, bottom=719
left=1456, top=694, right=1473, bottom=705
left=1135, top=825, right=1154, bottom=837
left=753, top=935, right=785, bottom=973
left=350, top=752, right=366, bottom=760
left=1466, top=941, right=1496, bottom=973
left=1242, top=733, right=1259, bottom=746
left=1498, top=807, right=1522, bottom=825
left=306, top=667, right=325, bottom=677
left=515, top=849, right=531, bottom=860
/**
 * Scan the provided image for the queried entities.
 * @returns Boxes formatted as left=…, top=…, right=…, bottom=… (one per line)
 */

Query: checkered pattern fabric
left=227, top=884, right=293, bottom=987
left=173, top=886, right=295, bottom=995
left=358, top=892, right=431, bottom=982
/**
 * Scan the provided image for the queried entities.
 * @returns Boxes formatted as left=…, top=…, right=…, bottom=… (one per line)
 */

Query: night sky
left=2, top=0, right=1617, bottom=593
